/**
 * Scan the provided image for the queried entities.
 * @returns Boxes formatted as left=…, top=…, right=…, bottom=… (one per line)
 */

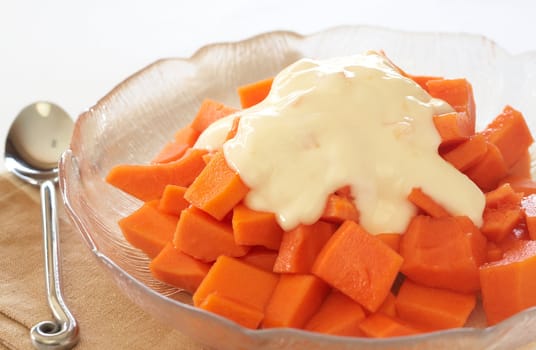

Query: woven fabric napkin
left=0, top=173, right=205, bottom=350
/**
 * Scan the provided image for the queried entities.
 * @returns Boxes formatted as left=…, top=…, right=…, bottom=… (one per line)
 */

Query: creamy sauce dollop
left=195, top=52, right=485, bottom=233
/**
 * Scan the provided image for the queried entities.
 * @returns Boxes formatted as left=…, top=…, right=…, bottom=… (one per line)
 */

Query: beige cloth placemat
left=0, top=173, right=206, bottom=350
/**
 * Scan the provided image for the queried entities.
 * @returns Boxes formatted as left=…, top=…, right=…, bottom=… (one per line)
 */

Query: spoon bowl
left=4, top=102, right=79, bottom=350
left=5, top=102, right=72, bottom=184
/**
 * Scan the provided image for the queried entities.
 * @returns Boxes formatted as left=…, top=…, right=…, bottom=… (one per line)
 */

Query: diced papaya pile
left=106, top=62, right=536, bottom=338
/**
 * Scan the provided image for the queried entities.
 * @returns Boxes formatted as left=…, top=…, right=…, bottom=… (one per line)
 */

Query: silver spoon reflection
left=4, top=102, right=79, bottom=350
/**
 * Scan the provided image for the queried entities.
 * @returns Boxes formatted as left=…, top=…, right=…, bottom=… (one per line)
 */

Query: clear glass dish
left=59, top=25, right=536, bottom=349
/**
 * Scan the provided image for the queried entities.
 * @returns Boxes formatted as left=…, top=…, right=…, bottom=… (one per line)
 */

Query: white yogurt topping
left=195, top=52, right=485, bottom=233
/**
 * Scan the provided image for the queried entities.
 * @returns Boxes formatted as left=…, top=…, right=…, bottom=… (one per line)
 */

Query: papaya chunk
left=263, top=274, right=330, bottom=329
left=191, top=98, right=238, bottom=133
left=442, top=133, right=487, bottom=171
left=118, top=200, right=178, bottom=258
left=481, top=184, right=523, bottom=242
left=273, top=221, right=335, bottom=274
left=106, top=149, right=207, bottom=201
left=312, top=220, right=403, bottom=312
left=320, top=194, right=360, bottom=223
left=433, top=112, right=472, bottom=146
left=400, top=215, right=486, bottom=293
left=407, top=187, right=450, bottom=218
left=465, top=142, right=508, bottom=192
left=199, top=292, right=264, bottom=329
left=173, top=207, right=249, bottom=262
left=232, top=204, right=284, bottom=250
left=184, top=151, right=249, bottom=220
left=157, top=185, right=189, bottom=216
left=149, top=243, right=211, bottom=293
left=426, top=78, right=476, bottom=135
left=151, top=141, right=189, bottom=164
left=305, top=290, right=366, bottom=336
left=193, top=255, right=279, bottom=313
left=480, top=240, right=536, bottom=325
left=239, top=247, right=278, bottom=272
left=358, top=313, right=420, bottom=338
left=481, top=105, right=534, bottom=168
left=237, top=77, right=274, bottom=108
left=395, top=279, right=476, bottom=331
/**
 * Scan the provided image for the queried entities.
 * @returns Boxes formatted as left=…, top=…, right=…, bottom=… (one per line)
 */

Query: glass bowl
left=59, top=25, right=536, bottom=349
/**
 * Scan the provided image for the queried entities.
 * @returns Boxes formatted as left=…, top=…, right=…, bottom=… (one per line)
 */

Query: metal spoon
left=4, top=102, right=79, bottom=350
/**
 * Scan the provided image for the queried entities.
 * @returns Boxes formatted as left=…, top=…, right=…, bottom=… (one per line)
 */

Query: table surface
left=1, top=0, right=535, bottom=169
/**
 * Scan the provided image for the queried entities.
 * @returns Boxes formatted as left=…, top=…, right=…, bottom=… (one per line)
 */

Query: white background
left=1, top=0, right=535, bottom=171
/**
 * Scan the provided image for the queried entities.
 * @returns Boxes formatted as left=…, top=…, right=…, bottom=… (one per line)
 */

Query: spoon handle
left=30, top=180, right=79, bottom=350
